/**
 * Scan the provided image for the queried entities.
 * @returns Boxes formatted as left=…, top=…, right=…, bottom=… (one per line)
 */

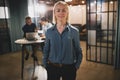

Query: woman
left=43, top=1, right=83, bottom=80
left=39, top=17, right=53, bottom=37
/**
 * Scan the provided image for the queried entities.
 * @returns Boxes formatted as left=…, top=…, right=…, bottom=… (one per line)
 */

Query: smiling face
left=53, top=1, right=69, bottom=23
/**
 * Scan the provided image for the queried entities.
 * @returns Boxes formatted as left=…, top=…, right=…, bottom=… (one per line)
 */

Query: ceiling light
left=65, top=0, right=72, bottom=2
left=110, top=1, right=113, bottom=4
left=82, top=1, right=85, bottom=4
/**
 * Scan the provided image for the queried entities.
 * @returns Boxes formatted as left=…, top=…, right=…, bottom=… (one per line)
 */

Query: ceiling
left=65, top=0, right=86, bottom=5
left=38, top=0, right=86, bottom=5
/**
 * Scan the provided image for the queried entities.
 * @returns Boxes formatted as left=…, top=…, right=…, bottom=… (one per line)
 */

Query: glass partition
left=86, top=0, right=117, bottom=65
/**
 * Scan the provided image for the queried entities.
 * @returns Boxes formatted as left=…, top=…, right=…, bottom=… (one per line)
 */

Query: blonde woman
left=43, top=1, right=82, bottom=80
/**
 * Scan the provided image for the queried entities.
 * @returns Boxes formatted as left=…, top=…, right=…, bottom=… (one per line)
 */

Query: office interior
left=0, top=0, right=120, bottom=80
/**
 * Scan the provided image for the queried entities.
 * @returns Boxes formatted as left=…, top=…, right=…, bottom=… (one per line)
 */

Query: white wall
left=28, top=0, right=86, bottom=25
left=69, top=5, right=86, bottom=25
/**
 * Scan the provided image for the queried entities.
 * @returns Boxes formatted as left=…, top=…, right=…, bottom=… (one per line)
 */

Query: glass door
left=86, top=0, right=117, bottom=65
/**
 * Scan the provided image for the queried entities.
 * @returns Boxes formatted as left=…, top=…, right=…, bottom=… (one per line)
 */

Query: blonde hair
left=52, top=1, right=69, bottom=24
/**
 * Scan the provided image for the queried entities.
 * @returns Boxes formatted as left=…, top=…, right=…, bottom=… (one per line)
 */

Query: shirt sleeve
left=33, top=23, right=37, bottom=31
left=42, top=31, right=50, bottom=67
left=22, top=26, right=26, bottom=37
left=73, top=29, right=83, bottom=69
left=22, top=26, right=25, bottom=32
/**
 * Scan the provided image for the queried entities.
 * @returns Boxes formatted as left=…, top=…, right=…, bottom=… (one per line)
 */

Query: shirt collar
left=51, top=23, right=71, bottom=31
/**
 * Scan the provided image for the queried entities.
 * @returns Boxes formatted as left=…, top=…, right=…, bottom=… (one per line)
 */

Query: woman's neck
left=56, top=21, right=66, bottom=34
left=56, top=20, right=66, bottom=28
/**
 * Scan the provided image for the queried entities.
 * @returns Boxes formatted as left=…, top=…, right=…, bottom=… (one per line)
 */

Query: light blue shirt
left=43, top=23, right=82, bottom=69
left=42, top=23, right=53, bottom=35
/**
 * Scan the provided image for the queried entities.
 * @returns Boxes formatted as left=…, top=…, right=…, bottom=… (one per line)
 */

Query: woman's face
left=54, top=4, right=68, bottom=22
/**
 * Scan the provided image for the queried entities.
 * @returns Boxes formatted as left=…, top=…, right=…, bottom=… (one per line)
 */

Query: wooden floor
left=0, top=41, right=120, bottom=80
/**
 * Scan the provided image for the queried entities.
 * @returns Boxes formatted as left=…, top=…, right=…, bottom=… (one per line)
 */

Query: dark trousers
left=40, top=42, right=45, bottom=51
left=23, top=44, right=38, bottom=60
left=23, top=44, right=38, bottom=54
left=46, top=63, right=77, bottom=80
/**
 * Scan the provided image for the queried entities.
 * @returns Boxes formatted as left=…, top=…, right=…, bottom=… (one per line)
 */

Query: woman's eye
left=55, top=9, right=66, bottom=12
left=56, top=10, right=60, bottom=12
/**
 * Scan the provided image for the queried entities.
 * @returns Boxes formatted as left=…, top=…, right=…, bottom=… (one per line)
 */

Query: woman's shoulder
left=46, top=25, right=54, bottom=33
left=69, top=24, right=79, bottom=32
left=48, top=24, right=55, bottom=29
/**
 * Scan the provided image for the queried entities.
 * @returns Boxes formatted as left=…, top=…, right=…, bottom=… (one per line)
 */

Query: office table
left=15, top=38, right=44, bottom=80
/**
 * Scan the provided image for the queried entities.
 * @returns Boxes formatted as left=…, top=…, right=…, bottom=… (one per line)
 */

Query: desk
left=15, top=38, right=44, bottom=80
